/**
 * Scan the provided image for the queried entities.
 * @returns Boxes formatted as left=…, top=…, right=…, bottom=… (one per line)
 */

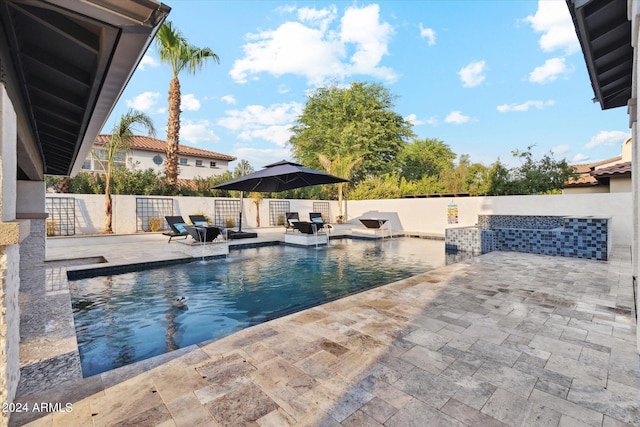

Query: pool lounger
left=163, top=216, right=190, bottom=243
left=360, top=219, right=388, bottom=229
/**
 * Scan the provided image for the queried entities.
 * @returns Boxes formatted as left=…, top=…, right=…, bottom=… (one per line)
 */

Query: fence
left=45, top=197, right=75, bottom=236
left=44, top=192, right=633, bottom=246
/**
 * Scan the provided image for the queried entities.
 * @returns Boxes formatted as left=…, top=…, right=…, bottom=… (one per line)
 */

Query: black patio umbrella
left=212, top=160, right=349, bottom=192
left=212, top=160, right=349, bottom=237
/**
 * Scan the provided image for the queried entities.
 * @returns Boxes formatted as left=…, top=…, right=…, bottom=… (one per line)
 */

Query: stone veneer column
left=17, top=181, right=47, bottom=267
left=0, top=85, right=24, bottom=425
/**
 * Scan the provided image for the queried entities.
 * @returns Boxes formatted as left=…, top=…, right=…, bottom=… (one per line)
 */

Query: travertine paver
left=10, top=243, right=640, bottom=427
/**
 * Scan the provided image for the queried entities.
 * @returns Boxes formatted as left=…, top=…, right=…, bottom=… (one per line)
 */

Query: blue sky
left=102, top=0, right=631, bottom=170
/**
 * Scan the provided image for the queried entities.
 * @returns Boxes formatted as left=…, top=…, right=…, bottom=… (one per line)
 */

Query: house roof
left=590, top=161, right=631, bottom=178
left=566, top=0, right=632, bottom=110
left=94, top=135, right=236, bottom=161
left=0, top=0, right=170, bottom=177
left=564, top=156, right=621, bottom=187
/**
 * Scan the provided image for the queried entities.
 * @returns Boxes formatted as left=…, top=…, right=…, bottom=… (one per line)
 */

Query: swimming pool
left=70, top=238, right=446, bottom=376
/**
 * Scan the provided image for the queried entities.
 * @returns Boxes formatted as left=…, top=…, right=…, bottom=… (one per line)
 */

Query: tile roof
left=564, top=156, right=622, bottom=187
left=590, top=161, right=631, bottom=178
left=95, top=135, right=236, bottom=161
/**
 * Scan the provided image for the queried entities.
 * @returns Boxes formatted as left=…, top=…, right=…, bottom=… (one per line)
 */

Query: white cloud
left=125, top=91, right=161, bottom=112
left=297, top=5, right=337, bottom=31
left=496, top=100, right=555, bottom=112
left=217, top=102, right=303, bottom=147
left=529, top=57, right=571, bottom=84
left=181, top=94, right=201, bottom=111
left=180, top=120, right=220, bottom=144
left=585, top=130, right=630, bottom=149
left=551, top=144, right=570, bottom=155
left=230, top=4, right=395, bottom=85
left=458, top=61, right=486, bottom=88
left=340, top=5, right=395, bottom=80
left=221, top=95, right=237, bottom=105
left=137, top=53, right=159, bottom=71
left=404, top=114, right=438, bottom=126
left=572, top=153, right=589, bottom=163
left=275, top=4, right=296, bottom=14
left=524, top=0, right=580, bottom=55
left=232, top=147, right=292, bottom=170
left=419, top=23, right=436, bottom=46
left=404, top=114, right=424, bottom=126
left=241, top=125, right=294, bottom=147
left=445, top=110, right=471, bottom=125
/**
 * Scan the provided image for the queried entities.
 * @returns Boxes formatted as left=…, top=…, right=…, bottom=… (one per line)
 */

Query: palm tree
left=155, top=21, right=219, bottom=186
left=249, top=192, right=263, bottom=227
left=318, top=154, right=362, bottom=222
left=99, top=110, right=156, bottom=233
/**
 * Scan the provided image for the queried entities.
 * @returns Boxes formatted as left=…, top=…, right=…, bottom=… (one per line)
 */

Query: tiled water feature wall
left=445, top=215, right=611, bottom=261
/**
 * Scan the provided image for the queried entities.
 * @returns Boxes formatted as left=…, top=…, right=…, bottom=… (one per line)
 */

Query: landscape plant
left=155, top=21, right=219, bottom=187
left=289, top=81, right=414, bottom=181
left=99, top=110, right=156, bottom=233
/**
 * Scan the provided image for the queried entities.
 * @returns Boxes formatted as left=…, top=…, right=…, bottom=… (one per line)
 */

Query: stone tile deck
left=11, top=235, right=640, bottom=426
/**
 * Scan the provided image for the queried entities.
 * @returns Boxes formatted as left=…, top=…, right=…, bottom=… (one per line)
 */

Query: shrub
left=225, top=216, right=235, bottom=228
left=46, top=220, right=57, bottom=237
left=148, top=216, right=164, bottom=232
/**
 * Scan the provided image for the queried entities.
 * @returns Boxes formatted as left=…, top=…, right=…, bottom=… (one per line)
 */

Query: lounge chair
left=285, top=212, right=299, bottom=233
left=184, top=224, right=222, bottom=242
left=188, top=214, right=225, bottom=241
left=188, top=214, right=210, bottom=226
left=163, top=216, right=189, bottom=243
left=292, top=221, right=316, bottom=234
left=309, top=212, right=326, bottom=232
left=360, top=219, right=388, bottom=229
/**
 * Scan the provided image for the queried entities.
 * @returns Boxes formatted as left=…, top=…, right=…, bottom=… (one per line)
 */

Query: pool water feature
left=70, top=238, right=445, bottom=376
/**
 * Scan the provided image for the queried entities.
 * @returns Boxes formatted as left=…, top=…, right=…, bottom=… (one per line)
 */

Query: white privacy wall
left=345, top=193, right=632, bottom=246
left=46, top=192, right=632, bottom=246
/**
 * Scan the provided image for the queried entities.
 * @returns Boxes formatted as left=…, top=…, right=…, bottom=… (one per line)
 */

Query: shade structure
left=212, top=160, right=349, bottom=192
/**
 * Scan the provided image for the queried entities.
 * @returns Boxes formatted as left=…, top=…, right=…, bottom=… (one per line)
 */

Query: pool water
left=70, top=238, right=445, bottom=376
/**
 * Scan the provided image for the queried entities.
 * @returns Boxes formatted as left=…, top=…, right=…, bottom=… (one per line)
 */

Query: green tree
left=100, top=110, right=156, bottom=233
left=233, top=159, right=254, bottom=178
left=155, top=21, right=219, bottom=186
left=350, top=174, right=402, bottom=200
left=398, top=138, right=456, bottom=181
left=487, top=147, right=575, bottom=195
left=400, top=175, right=445, bottom=196
left=318, top=153, right=362, bottom=221
left=511, top=147, right=575, bottom=194
left=487, top=159, right=514, bottom=196
left=111, top=168, right=164, bottom=195
left=441, top=155, right=491, bottom=195
left=289, top=82, right=414, bottom=180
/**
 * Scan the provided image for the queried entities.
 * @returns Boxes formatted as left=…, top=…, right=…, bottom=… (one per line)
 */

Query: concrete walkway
left=11, top=235, right=640, bottom=426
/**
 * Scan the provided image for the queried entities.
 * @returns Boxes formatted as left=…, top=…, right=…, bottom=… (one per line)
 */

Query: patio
left=11, top=234, right=639, bottom=426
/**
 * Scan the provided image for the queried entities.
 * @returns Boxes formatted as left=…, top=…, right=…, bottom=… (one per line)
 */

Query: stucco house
left=84, top=135, right=236, bottom=180
left=563, top=137, right=632, bottom=194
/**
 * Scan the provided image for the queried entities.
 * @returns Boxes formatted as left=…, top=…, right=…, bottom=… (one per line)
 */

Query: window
left=81, top=148, right=126, bottom=172
left=210, top=161, right=217, bottom=168
left=152, top=155, right=163, bottom=165
left=195, top=159, right=203, bottom=167
left=179, top=158, right=188, bottom=165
